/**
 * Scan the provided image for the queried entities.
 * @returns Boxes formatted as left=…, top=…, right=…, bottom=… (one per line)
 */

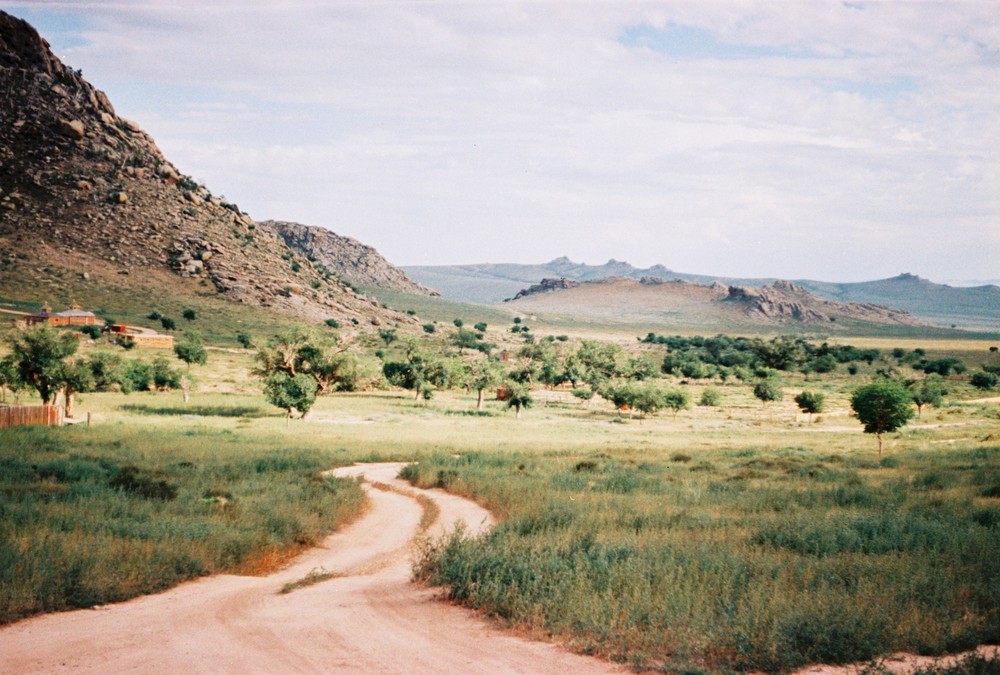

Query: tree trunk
left=877, top=432, right=883, bottom=457
left=515, top=403, right=522, bottom=419
left=65, top=387, right=75, bottom=418
left=476, top=389, right=484, bottom=412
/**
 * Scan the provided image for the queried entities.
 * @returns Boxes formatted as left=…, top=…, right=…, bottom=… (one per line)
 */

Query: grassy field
left=2, top=326, right=999, bottom=672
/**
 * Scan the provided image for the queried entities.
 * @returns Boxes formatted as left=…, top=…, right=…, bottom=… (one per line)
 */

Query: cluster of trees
left=253, top=328, right=366, bottom=421
left=646, top=333, right=880, bottom=379
left=0, top=325, right=196, bottom=415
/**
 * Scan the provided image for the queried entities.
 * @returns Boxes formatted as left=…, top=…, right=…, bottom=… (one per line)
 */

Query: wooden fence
left=0, top=404, right=64, bottom=429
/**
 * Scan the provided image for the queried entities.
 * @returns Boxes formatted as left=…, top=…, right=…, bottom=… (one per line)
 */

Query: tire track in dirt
left=0, top=462, right=623, bottom=674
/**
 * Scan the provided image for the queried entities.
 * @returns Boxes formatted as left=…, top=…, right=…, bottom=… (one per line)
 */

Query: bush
left=182, top=309, right=196, bottom=321
left=160, top=317, right=176, bottom=331
left=423, top=323, right=436, bottom=334
left=79, top=325, right=102, bottom=339
left=699, top=387, right=722, bottom=407
left=970, top=371, right=998, bottom=391
left=324, top=319, right=340, bottom=329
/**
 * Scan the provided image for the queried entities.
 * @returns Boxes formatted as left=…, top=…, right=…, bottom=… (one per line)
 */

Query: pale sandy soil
left=0, top=463, right=625, bottom=675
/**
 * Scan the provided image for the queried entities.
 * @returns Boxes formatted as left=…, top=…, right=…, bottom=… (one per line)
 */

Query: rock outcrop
left=725, top=280, right=925, bottom=325
left=0, top=11, right=412, bottom=327
left=506, top=277, right=580, bottom=301
left=266, top=220, right=438, bottom=297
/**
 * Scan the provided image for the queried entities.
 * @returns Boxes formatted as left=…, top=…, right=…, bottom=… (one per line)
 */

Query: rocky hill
left=505, top=276, right=930, bottom=330
left=407, top=258, right=999, bottom=329
left=266, top=220, right=438, bottom=297
left=0, top=11, right=412, bottom=328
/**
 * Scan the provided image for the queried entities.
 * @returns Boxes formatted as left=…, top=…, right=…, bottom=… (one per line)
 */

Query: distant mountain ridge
left=405, top=258, right=1000, bottom=329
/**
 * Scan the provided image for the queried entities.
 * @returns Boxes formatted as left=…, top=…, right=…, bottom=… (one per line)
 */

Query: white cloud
left=7, top=0, right=999, bottom=282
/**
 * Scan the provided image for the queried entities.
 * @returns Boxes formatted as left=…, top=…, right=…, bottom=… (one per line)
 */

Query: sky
left=7, top=1, right=1000, bottom=284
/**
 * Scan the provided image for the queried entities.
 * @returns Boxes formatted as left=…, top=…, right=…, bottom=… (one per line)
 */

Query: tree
left=474, top=322, right=488, bottom=333
left=152, top=356, right=182, bottom=390
left=600, top=380, right=636, bottom=417
left=60, top=358, right=94, bottom=418
left=236, top=332, right=253, bottom=349
left=794, top=390, right=825, bottom=423
left=698, top=387, right=721, bottom=407
left=909, top=375, right=945, bottom=417
left=182, top=308, right=197, bottom=321
left=7, top=325, right=78, bottom=404
left=468, top=359, right=505, bottom=412
left=662, top=388, right=691, bottom=417
left=753, top=378, right=783, bottom=406
left=503, top=381, right=532, bottom=418
left=160, top=316, right=176, bottom=331
left=263, top=371, right=318, bottom=423
left=378, top=328, right=398, bottom=346
left=850, top=381, right=915, bottom=455
left=631, top=382, right=665, bottom=420
left=970, top=371, right=998, bottom=391
left=0, top=355, right=25, bottom=403
left=174, top=330, right=208, bottom=370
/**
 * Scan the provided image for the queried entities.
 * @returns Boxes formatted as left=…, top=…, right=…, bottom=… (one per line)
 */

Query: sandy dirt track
left=0, top=463, right=623, bottom=674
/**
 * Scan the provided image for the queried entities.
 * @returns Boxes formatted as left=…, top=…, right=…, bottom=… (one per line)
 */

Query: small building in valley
left=25, top=301, right=98, bottom=327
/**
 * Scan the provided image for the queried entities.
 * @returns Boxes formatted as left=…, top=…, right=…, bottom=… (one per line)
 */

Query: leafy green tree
left=60, top=358, right=95, bottom=418
left=909, top=375, right=945, bottom=417
left=0, top=355, right=25, bottom=403
left=263, top=371, right=318, bottom=422
left=970, top=371, right=998, bottom=391
left=160, top=316, right=176, bottom=331
left=152, top=356, right=182, bottom=390
left=85, top=351, right=123, bottom=391
left=698, top=387, right=722, bottom=407
left=422, top=323, right=436, bottom=334
left=120, top=359, right=153, bottom=393
left=7, top=325, right=78, bottom=404
left=850, top=381, right=915, bottom=455
left=451, top=328, right=484, bottom=354
left=753, top=378, right=783, bottom=406
left=80, top=324, right=103, bottom=340
left=182, top=308, right=196, bottom=321
left=600, top=380, right=636, bottom=417
left=631, top=381, right=665, bottom=420
left=453, top=319, right=463, bottom=328
left=474, top=322, right=488, bottom=333
left=794, top=390, right=825, bottom=423
left=468, top=359, right=505, bottom=412
left=663, top=388, right=691, bottom=417
left=236, top=332, right=253, bottom=349
left=503, top=381, right=532, bottom=418
left=174, top=330, right=208, bottom=370
left=254, top=328, right=313, bottom=377
left=378, top=328, right=398, bottom=346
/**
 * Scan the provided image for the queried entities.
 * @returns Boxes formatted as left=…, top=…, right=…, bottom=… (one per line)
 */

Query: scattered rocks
left=59, top=119, right=85, bottom=141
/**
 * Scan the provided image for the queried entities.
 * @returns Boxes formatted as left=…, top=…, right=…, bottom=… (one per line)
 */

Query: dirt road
left=0, top=463, right=623, bottom=674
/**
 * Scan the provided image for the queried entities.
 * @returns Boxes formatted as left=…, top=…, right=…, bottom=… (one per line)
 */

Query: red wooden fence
left=0, top=404, right=64, bottom=429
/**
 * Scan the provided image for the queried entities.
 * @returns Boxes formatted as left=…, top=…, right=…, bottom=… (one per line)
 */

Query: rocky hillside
left=0, top=11, right=411, bottom=328
left=723, top=280, right=925, bottom=326
left=267, top=220, right=438, bottom=297
left=506, top=276, right=929, bottom=329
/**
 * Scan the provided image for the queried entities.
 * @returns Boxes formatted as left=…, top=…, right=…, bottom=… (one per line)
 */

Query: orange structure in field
left=24, top=301, right=98, bottom=327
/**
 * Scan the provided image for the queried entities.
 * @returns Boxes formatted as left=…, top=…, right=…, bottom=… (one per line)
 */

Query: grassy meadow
left=1, top=318, right=998, bottom=672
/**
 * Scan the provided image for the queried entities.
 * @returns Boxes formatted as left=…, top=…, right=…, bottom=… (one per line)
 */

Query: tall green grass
left=0, top=425, right=364, bottom=624
left=409, top=446, right=1000, bottom=673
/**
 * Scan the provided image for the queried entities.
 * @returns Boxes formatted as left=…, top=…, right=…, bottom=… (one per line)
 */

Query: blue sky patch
left=620, top=23, right=817, bottom=60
